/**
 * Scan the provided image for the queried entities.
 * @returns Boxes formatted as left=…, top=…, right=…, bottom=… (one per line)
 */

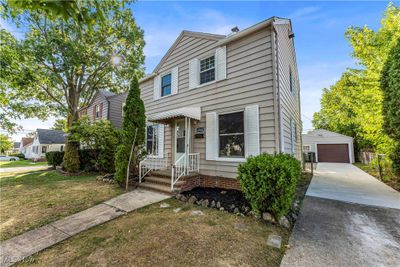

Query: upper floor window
left=146, top=125, right=158, bottom=155
left=95, top=104, right=100, bottom=118
left=161, top=74, right=171, bottom=97
left=219, top=111, right=244, bottom=158
left=200, top=55, right=215, bottom=84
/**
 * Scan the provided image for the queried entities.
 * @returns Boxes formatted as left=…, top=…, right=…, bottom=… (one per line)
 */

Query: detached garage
left=302, top=129, right=354, bottom=163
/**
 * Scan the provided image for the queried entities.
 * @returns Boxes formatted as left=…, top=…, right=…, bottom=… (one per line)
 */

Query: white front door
left=175, top=119, right=186, bottom=162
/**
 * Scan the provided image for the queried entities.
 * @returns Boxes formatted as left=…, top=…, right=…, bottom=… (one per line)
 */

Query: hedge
left=45, top=151, right=65, bottom=168
left=238, top=153, right=301, bottom=219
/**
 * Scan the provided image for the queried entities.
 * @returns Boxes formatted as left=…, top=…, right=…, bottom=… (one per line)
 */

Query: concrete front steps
left=137, top=170, right=197, bottom=195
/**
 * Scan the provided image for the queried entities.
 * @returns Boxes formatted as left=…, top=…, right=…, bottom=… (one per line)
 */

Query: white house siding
left=274, top=23, right=302, bottom=159
left=140, top=28, right=277, bottom=178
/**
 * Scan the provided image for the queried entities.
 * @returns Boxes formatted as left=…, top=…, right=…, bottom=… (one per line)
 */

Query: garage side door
left=317, top=144, right=349, bottom=163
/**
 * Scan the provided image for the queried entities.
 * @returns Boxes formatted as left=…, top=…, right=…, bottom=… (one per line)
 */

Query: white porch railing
left=171, top=152, right=200, bottom=191
left=139, top=153, right=169, bottom=183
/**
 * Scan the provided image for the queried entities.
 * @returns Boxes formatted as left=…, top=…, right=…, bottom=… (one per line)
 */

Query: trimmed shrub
left=9, top=153, right=25, bottom=159
left=46, top=151, right=65, bottom=168
left=238, top=153, right=301, bottom=219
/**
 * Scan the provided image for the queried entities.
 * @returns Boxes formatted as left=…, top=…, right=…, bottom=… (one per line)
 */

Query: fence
left=359, top=151, right=375, bottom=165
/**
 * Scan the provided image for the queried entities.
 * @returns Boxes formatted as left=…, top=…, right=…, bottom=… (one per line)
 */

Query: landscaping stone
left=210, top=200, right=216, bottom=208
left=188, top=196, right=197, bottom=204
left=267, top=234, right=282, bottom=249
left=216, top=201, right=221, bottom=208
left=202, top=199, right=209, bottom=207
left=180, top=195, right=187, bottom=202
left=160, top=203, right=170, bottom=208
left=220, top=207, right=224, bottom=211
left=233, top=208, right=240, bottom=214
left=279, top=216, right=291, bottom=229
left=262, top=212, right=275, bottom=223
left=234, top=223, right=247, bottom=230
left=190, top=210, right=204, bottom=216
left=220, top=190, right=227, bottom=194
left=175, top=194, right=182, bottom=200
left=173, top=208, right=182, bottom=213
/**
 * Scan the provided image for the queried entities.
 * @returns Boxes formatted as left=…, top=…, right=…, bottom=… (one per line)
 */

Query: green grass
left=0, top=160, right=48, bottom=168
left=0, top=170, right=124, bottom=240
left=19, top=198, right=290, bottom=267
left=353, top=162, right=400, bottom=191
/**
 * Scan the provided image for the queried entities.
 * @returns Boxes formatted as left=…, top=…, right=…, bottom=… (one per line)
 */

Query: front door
left=175, top=119, right=186, bottom=162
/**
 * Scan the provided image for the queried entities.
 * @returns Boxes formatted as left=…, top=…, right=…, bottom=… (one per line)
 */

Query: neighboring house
left=12, top=142, right=20, bottom=153
left=79, top=90, right=127, bottom=129
left=27, top=129, right=67, bottom=160
left=19, top=137, right=34, bottom=158
left=138, top=17, right=302, bottom=193
left=302, top=129, right=354, bottom=163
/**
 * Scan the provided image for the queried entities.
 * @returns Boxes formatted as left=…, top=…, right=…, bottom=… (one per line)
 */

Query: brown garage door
left=317, top=144, right=349, bottom=163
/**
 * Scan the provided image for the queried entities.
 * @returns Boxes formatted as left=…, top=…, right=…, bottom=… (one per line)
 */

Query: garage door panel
left=317, top=144, right=349, bottom=163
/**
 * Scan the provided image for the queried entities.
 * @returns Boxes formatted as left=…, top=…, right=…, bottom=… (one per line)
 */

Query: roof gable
left=152, top=31, right=225, bottom=74
left=303, top=129, right=352, bottom=139
left=37, top=129, right=67, bottom=144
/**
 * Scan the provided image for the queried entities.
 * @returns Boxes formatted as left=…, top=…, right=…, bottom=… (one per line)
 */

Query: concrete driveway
left=281, top=163, right=400, bottom=267
left=0, top=165, right=50, bottom=174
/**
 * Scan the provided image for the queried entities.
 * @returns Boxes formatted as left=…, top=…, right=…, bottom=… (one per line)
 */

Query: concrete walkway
left=0, top=165, right=50, bottom=174
left=0, top=189, right=169, bottom=266
left=281, top=163, right=400, bottom=267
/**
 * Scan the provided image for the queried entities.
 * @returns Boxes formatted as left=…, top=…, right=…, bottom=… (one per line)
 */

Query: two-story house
left=138, top=17, right=302, bottom=194
left=79, top=90, right=127, bottom=129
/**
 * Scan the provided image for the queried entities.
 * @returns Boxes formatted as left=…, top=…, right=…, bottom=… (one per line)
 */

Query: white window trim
left=146, top=124, right=158, bottom=157
left=216, top=110, right=246, bottom=161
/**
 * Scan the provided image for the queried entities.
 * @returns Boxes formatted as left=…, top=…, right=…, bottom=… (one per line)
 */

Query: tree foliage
left=51, top=119, right=67, bottom=132
left=381, top=38, right=400, bottom=175
left=313, top=3, right=400, bottom=157
left=0, top=134, right=13, bottom=153
left=73, top=117, right=120, bottom=173
left=115, top=77, right=146, bottom=183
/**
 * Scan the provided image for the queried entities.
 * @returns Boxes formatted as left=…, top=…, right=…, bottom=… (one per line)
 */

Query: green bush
left=78, top=149, right=100, bottom=172
left=46, top=151, right=65, bottom=168
left=63, top=141, right=80, bottom=173
left=9, top=153, right=25, bottom=159
left=238, top=153, right=301, bottom=219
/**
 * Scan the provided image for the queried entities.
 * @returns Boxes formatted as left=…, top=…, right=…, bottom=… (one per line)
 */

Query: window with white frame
left=303, top=145, right=311, bottom=151
left=95, top=104, right=100, bottom=118
left=121, top=102, right=126, bottom=117
left=146, top=125, right=158, bottom=156
left=200, top=55, right=215, bottom=84
left=218, top=111, right=245, bottom=158
left=161, top=74, right=172, bottom=97
left=41, top=146, right=47, bottom=154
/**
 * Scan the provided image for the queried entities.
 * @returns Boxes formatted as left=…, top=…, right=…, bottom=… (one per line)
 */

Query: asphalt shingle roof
left=37, top=129, right=67, bottom=144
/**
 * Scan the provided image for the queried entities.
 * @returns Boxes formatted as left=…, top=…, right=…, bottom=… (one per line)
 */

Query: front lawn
left=19, top=198, right=289, bottom=266
left=0, top=160, right=48, bottom=168
left=0, top=170, right=124, bottom=240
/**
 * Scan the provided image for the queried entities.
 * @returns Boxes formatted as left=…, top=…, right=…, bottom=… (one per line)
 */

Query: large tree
left=1, top=0, right=145, bottom=171
left=313, top=3, right=400, bottom=156
left=0, top=134, right=13, bottom=154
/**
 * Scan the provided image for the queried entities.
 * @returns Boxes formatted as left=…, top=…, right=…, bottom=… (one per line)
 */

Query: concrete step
left=145, top=176, right=185, bottom=186
left=138, top=182, right=177, bottom=195
left=151, top=170, right=199, bottom=179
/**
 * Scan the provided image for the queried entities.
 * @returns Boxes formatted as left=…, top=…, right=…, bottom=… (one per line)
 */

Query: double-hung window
left=161, top=74, right=171, bottom=97
left=41, top=146, right=47, bottom=154
left=200, top=55, right=215, bottom=84
left=146, top=125, right=158, bottom=156
left=218, top=111, right=245, bottom=158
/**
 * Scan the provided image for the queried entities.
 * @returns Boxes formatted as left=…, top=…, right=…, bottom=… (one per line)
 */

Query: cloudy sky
left=2, top=1, right=390, bottom=141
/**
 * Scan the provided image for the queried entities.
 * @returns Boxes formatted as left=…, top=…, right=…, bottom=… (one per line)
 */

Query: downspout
left=272, top=22, right=284, bottom=153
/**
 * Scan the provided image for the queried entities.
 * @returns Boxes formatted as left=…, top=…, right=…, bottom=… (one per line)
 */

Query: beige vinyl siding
left=108, top=93, right=127, bottom=128
left=86, top=93, right=108, bottom=121
left=141, top=28, right=276, bottom=178
left=275, top=23, right=302, bottom=159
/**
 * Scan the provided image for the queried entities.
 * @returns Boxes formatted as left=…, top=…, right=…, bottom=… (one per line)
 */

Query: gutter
left=139, top=73, right=156, bottom=83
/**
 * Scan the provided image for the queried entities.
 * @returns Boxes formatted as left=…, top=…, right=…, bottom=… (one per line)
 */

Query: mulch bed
left=181, top=187, right=250, bottom=213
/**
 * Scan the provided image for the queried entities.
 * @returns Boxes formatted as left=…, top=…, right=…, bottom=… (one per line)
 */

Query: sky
left=2, top=1, right=393, bottom=141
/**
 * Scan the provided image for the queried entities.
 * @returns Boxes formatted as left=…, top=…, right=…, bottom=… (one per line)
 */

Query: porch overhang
left=147, top=107, right=201, bottom=123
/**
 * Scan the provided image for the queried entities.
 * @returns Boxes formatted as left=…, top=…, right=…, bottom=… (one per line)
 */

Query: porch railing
left=139, top=153, right=169, bottom=183
left=171, top=152, right=200, bottom=191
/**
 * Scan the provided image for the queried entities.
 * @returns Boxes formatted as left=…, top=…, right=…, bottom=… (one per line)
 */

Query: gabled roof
left=37, top=129, right=67, bottom=144
left=152, top=31, right=225, bottom=74
left=140, top=16, right=291, bottom=83
left=99, top=89, right=116, bottom=98
left=21, top=137, right=33, bottom=147
left=303, top=129, right=353, bottom=139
